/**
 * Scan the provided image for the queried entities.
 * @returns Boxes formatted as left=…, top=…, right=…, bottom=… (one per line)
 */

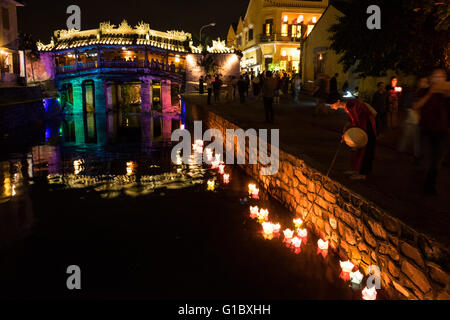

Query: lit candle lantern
left=293, top=218, right=303, bottom=229
left=205, top=148, right=213, bottom=162
left=317, top=239, right=329, bottom=250
left=362, top=286, right=377, bottom=300
left=250, top=206, right=259, bottom=219
left=195, top=140, right=204, bottom=147
left=272, top=223, right=281, bottom=233
left=350, top=270, right=364, bottom=285
left=180, top=124, right=185, bottom=130
left=207, top=180, right=215, bottom=191
left=248, top=184, right=256, bottom=196
left=215, top=154, right=222, bottom=163
left=394, top=87, right=403, bottom=93
left=284, top=229, right=294, bottom=241
left=218, top=164, right=225, bottom=175
left=297, top=228, right=308, bottom=238
left=340, top=260, right=355, bottom=273
left=258, top=209, right=269, bottom=222
left=292, top=237, right=302, bottom=248
left=223, top=174, right=230, bottom=184
left=251, top=187, right=260, bottom=199
left=211, top=160, right=220, bottom=169
left=262, top=222, right=274, bottom=236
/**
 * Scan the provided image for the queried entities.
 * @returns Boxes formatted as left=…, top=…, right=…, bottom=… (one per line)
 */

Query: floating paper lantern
left=180, top=124, right=185, bottom=130
left=340, top=260, right=355, bottom=273
left=250, top=206, right=259, bottom=219
left=262, top=222, right=274, bottom=236
left=248, top=184, right=256, bottom=196
left=252, top=187, right=260, bottom=199
left=272, top=223, right=281, bottom=233
left=215, top=154, right=222, bottom=162
left=258, top=209, right=269, bottom=222
left=362, top=286, right=377, bottom=300
left=318, top=239, right=329, bottom=250
left=223, top=174, right=230, bottom=184
left=195, top=140, right=204, bottom=147
left=207, top=180, right=215, bottom=191
left=218, top=165, right=225, bottom=175
left=292, top=237, right=302, bottom=248
left=211, top=160, right=220, bottom=169
left=205, top=148, right=213, bottom=162
left=284, top=229, right=294, bottom=241
left=297, top=228, right=308, bottom=238
left=293, top=218, right=303, bottom=229
left=350, top=270, right=364, bottom=285
left=343, top=128, right=368, bottom=149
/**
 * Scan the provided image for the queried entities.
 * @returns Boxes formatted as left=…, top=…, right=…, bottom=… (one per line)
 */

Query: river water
left=0, top=105, right=380, bottom=300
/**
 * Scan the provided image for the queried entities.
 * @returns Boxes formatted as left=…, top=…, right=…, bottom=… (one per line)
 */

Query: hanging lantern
left=362, top=286, right=377, bottom=300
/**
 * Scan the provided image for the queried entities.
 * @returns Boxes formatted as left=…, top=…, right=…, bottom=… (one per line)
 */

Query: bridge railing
left=56, top=61, right=185, bottom=75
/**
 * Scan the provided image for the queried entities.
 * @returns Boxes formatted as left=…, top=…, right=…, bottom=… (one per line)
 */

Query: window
left=2, top=7, right=10, bottom=30
left=281, top=23, right=288, bottom=37
left=264, top=19, right=273, bottom=37
left=292, top=25, right=301, bottom=38
left=249, top=28, right=254, bottom=41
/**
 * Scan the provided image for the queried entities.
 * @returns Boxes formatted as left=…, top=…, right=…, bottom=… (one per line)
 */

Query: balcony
left=56, top=61, right=185, bottom=75
left=259, top=33, right=302, bottom=43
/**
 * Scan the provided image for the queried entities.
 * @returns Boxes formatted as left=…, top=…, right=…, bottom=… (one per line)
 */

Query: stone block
left=401, top=260, right=432, bottom=294
left=400, top=241, right=425, bottom=268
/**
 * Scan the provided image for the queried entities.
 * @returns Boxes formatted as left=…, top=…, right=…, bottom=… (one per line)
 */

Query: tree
left=328, top=0, right=449, bottom=77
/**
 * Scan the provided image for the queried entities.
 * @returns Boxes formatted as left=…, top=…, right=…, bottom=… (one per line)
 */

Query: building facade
left=228, top=0, right=328, bottom=74
left=0, top=0, right=25, bottom=86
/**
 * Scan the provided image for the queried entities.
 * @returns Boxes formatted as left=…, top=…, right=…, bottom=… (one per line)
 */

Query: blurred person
left=206, top=76, right=213, bottom=105
left=293, top=73, right=302, bottom=103
left=329, top=73, right=340, bottom=103
left=237, top=75, right=247, bottom=104
left=413, top=68, right=450, bottom=195
left=398, top=77, right=429, bottom=164
left=199, top=76, right=204, bottom=95
left=331, top=99, right=377, bottom=180
left=213, top=74, right=223, bottom=103
left=313, top=73, right=330, bottom=116
left=252, top=75, right=261, bottom=98
left=262, top=71, right=277, bottom=123
left=372, top=82, right=388, bottom=135
left=274, top=73, right=281, bottom=104
left=386, top=76, right=402, bottom=128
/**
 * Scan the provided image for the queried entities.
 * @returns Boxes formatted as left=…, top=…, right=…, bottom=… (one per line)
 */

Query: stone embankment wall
left=204, top=110, right=449, bottom=300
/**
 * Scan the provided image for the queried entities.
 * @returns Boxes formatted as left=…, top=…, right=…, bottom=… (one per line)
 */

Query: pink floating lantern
left=272, top=223, right=281, bottom=234
left=218, top=164, right=225, bottom=175
left=362, top=286, right=377, bottom=300
left=250, top=206, right=259, bottom=219
left=223, top=174, right=230, bottom=184
left=248, top=184, right=256, bottom=196
left=297, top=228, right=308, bottom=238
left=340, top=260, right=355, bottom=273
left=258, top=209, right=269, bottom=222
left=262, top=222, right=274, bottom=236
left=292, top=237, right=302, bottom=248
left=293, top=218, right=303, bottom=229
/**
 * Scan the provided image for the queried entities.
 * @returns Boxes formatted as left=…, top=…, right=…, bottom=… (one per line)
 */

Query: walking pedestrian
left=206, top=76, right=213, bottom=105
left=413, top=68, right=450, bottom=195
left=237, top=75, right=247, bottom=104
left=213, top=74, right=222, bottom=103
left=372, top=82, right=388, bottom=135
left=387, top=76, right=402, bottom=128
left=313, top=73, right=330, bottom=116
left=262, top=71, right=277, bottom=123
left=199, top=76, right=204, bottom=95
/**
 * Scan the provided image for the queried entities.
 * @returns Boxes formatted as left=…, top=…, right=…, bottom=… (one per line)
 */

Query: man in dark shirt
left=372, top=82, right=388, bottom=135
left=413, top=68, right=450, bottom=195
left=262, top=71, right=277, bottom=123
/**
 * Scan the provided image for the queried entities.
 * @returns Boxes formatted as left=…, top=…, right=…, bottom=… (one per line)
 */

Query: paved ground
left=184, top=93, right=450, bottom=246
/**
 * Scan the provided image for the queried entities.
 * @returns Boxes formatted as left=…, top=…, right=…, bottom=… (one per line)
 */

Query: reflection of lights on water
left=362, top=286, right=377, bottom=300
left=73, top=160, right=84, bottom=175
left=127, top=161, right=137, bottom=176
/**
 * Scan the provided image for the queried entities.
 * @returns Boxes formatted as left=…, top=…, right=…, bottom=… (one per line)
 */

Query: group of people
left=333, top=68, right=449, bottom=195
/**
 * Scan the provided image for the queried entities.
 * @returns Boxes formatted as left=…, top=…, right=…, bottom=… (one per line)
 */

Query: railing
left=259, top=33, right=302, bottom=43
left=56, top=60, right=185, bottom=75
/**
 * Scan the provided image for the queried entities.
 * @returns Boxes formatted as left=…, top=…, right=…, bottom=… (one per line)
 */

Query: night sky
left=17, top=0, right=250, bottom=43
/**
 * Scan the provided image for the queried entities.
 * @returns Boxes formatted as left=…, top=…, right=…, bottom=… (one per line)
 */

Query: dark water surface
left=0, top=110, right=380, bottom=300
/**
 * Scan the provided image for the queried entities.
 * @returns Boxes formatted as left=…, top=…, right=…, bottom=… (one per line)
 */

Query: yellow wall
left=0, top=0, right=19, bottom=49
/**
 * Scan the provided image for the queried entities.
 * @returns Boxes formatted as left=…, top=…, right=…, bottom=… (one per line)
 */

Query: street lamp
left=199, top=22, right=216, bottom=45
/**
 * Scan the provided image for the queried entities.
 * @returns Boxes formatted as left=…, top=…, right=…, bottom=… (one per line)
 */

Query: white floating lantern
left=340, top=260, right=355, bottom=273
left=362, top=286, right=377, bottom=300
left=223, top=174, right=230, bottom=184
left=262, top=222, right=274, bottom=236
left=350, top=270, right=364, bottom=285
left=293, top=218, right=303, bottom=229
left=272, top=223, right=281, bottom=233
left=251, top=187, right=260, bottom=199
left=250, top=206, right=259, bottom=219
left=258, top=209, right=269, bottom=222
left=318, top=239, right=329, bottom=250
left=284, top=229, right=294, bottom=240
left=292, top=237, right=302, bottom=248
left=218, top=164, right=225, bottom=175
left=297, top=228, right=308, bottom=238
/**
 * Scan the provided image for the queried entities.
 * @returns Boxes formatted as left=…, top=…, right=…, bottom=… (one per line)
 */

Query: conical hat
left=343, top=128, right=368, bottom=148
